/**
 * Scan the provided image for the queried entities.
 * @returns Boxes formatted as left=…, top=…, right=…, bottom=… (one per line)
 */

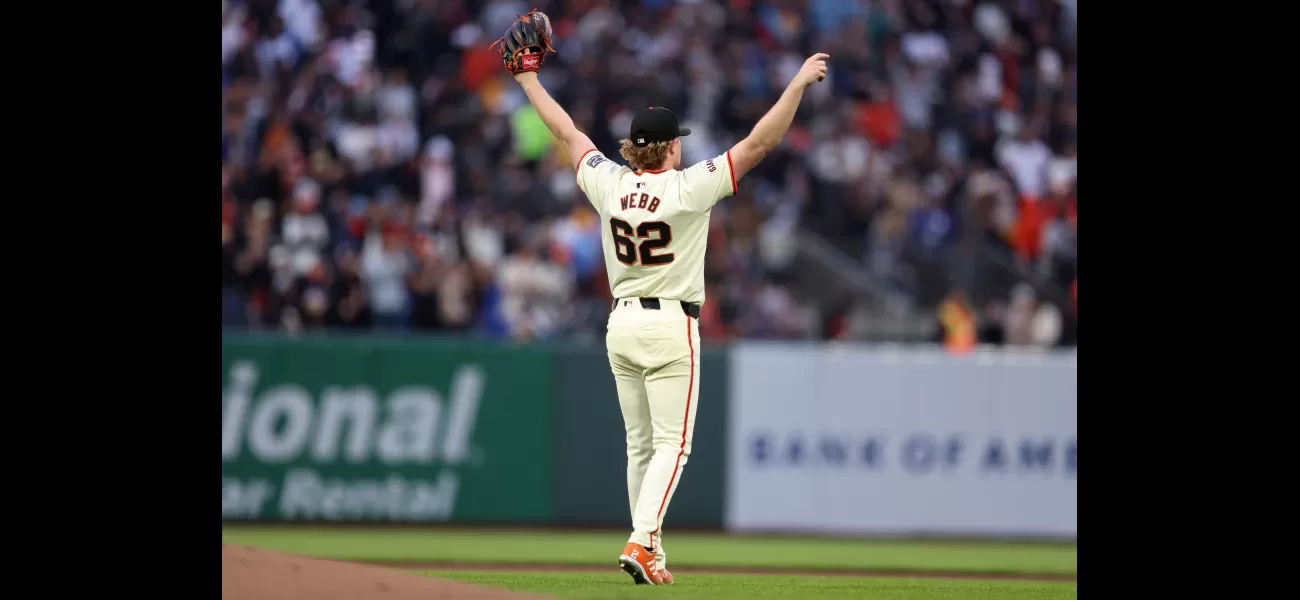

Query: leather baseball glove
left=489, top=9, right=556, bottom=75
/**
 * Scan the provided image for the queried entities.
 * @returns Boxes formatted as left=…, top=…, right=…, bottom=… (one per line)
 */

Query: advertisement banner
left=727, top=343, right=1076, bottom=538
left=221, top=335, right=554, bottom=523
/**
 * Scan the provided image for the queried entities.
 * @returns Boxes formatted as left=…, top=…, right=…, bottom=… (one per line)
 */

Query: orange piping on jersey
left=633, top=168, right=669, bottom=175
left=575, top=148, right=597, bottom=194
left=651, top=315, right=695, bottom=540
left=725, top=150, right=737, bottom=195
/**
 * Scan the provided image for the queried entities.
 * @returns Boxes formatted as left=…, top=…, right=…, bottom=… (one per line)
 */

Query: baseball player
left=493, top=11, right=828, bottom=586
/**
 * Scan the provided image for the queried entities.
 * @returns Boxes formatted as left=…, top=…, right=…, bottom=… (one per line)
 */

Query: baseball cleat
left=618, top=542, right=663, bottom=585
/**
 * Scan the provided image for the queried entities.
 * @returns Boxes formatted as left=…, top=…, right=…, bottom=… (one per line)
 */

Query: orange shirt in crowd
left=1011, top=196, right=1046, bottom=259
left=857, top=100, right=901, bottom=149
left=1011, top=194, right=1075, bottom=261
left=461, top=45, right=501, bottom=92
left=938, top=296, right=976, bottom=354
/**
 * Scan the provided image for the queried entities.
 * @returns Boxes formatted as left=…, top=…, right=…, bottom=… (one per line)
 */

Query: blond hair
left=619, top=139, right=671, bottom=172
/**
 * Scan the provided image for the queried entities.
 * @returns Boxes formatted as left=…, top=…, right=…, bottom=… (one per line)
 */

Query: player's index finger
left=812, top=53, right=830, bottom=60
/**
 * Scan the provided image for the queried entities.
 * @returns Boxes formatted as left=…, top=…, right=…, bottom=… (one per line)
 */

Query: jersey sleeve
left=679, top=151, right=738, bottom=213
left=575, top=149, right=625, bottom=212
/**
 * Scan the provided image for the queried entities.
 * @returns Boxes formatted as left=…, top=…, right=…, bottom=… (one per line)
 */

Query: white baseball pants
left=606, top=298, right=701, bottom=563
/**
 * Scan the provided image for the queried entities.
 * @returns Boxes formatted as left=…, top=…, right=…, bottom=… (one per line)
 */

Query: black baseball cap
left=630, top=107, right=691, bottom=147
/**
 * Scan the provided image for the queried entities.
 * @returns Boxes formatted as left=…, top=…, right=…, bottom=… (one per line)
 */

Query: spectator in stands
left=282, top=261, right=332, bottom=332
left=417, top=136, right=456, bottom=228
left=361, top=225, right=413, bottom=330
left=233, top=200, right=276, bottom=327
left=1038, top=165, right=1076, bottom=283
left=1029, top=301, right=1063, bottom=348
left=220, top=0, right=1077, bottom=345
left=280, top=180, right=330, bottom=277
left=1001, top=281, right=1063, bottom=348
left=327, top=245, right=370, bottom=329
left=495, top=239, right=572, bottom=342
left=1003, top=283, right=1037, bottom=347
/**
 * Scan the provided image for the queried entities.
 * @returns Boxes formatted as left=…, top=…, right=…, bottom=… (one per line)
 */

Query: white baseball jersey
left=576, top=149, right=737, bottom=305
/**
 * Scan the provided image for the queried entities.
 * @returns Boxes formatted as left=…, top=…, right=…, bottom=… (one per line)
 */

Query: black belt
left=613, top=297, right=700, bottom=319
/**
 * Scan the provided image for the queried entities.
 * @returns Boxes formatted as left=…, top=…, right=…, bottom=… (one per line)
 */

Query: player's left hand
left=489, top=9, right=556, bottom=75
left=792, top=53, right=830, bottom=88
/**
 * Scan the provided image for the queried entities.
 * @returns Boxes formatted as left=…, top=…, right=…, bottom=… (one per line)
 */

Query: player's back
left=576, top=149, right=737, bottom=306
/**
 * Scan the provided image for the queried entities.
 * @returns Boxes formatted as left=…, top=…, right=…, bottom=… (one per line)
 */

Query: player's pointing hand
left=794, top=53, right=830, bottom=87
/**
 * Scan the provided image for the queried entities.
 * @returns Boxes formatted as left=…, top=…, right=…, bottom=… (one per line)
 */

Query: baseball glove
left=489, top=8, right=556, bottom=75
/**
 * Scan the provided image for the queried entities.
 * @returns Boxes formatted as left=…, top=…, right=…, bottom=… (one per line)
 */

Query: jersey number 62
left=610, top=218, right=674, bottom=266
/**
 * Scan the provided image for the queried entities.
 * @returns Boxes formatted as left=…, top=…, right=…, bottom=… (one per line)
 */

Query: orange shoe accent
left=617, top=542, right=663, bottom=585
left=656, top=567, right=674, bottom=584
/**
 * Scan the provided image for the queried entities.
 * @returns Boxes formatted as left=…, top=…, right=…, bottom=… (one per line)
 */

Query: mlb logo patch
left=635, top=182, right=646, bottom=189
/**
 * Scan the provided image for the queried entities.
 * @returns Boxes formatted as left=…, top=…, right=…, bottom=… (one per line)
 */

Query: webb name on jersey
left=576, top=149, right=737, bottom=306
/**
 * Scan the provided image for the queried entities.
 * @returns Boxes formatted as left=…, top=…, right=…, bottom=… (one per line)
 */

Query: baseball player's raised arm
left=728, top=53, right=829, bottom=181
left=513, top=72, right=597, bottom=171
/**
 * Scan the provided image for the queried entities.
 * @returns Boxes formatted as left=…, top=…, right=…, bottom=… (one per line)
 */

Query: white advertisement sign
left=726, top=343, right=1077, bottom=538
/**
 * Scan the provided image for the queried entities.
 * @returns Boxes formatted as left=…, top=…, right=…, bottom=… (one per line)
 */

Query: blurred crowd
left=221, top=0, right=1077, bottom=346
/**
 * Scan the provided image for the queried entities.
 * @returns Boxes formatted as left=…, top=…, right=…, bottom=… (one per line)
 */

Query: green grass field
left=221, top=527, right=1077, bottom=599
left=435, top=572, right=1075, bottom=599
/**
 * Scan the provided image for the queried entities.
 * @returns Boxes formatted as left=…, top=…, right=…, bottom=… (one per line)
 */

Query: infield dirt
left=221, top=544, right=546, bottom=600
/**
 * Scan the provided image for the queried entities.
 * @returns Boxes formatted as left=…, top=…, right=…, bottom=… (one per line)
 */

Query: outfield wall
left=725, top=342, right=1077, bottom=539
left=220, top=333, right=727, bottom=527
left=221, top=334, right=1075, bottom=539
